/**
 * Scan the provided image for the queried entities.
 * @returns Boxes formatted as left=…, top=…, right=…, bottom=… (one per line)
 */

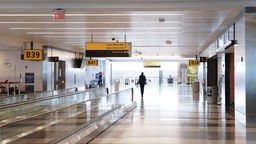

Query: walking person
left=98, top=72, right=103, bottom=87
left=138, top=72, right=146, bottom=100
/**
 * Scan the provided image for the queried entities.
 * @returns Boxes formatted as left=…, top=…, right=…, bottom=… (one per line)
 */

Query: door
left=225, top=53, right=234, bottom=115
left=207, top=55, right=218, bottom=87
left=54, top=60, right=66, bottom=90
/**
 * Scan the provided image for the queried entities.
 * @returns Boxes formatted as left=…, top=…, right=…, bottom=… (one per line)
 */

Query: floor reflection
left=90, top=83, right=252, bottom=144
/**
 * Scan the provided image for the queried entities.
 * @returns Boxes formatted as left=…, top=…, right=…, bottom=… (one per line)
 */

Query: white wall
left=44, top=47, right=86, bottom=90
left=0, top=48, right=43, bottom=91
left=111, top=61, right=180, bottom=85
left=85, top=60, right=105, bottom=87
left=234, top=13, right=246, bottom=125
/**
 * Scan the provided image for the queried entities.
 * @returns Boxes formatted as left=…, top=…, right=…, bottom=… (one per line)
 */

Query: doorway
left=225, top=52, right=235, bottom=115
left=54, top=60, right=66, bottom=90
left=207, top=56, right=218, bottom=87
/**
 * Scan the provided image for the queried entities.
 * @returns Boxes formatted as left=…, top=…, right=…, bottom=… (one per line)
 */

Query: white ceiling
left=0, top=0, right=252, bottom=59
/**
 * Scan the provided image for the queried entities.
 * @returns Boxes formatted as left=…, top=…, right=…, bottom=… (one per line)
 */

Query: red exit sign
left=53, top=11, right=65, bottom=20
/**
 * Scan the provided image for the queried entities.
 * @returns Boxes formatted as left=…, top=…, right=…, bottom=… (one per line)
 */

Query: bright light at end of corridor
left=133, top=55, right=193, bottom=60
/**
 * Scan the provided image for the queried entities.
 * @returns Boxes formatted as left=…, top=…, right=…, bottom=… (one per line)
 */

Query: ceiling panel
left=0, top=1, right=246, bottom=59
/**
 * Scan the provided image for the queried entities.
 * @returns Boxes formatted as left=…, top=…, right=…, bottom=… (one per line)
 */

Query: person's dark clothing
left=98, top=74, right=103, bottom=87
left=138, top=73, right=146, bottom=99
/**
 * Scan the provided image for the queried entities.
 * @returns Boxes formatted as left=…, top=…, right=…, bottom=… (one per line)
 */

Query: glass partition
left=0, top=87, right=104, bottom=107
left=0, top=88, right=134, bottom=144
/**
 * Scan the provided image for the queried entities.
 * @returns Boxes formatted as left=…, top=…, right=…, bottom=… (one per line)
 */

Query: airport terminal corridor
left=90, top=84, right=256, bottom=144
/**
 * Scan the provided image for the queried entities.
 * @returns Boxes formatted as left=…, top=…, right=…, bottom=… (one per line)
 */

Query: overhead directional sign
left=85, top=42, right=132, bottom=57
left=189, top=60, right=200, bottom=66
left=144, top=61, right=161, bottom=68
left=24, top=49, right=43, bottom=61
left=86, top=60, right=98, bottom=66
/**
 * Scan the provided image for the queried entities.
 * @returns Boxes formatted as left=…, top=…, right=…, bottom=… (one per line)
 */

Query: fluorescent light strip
left=62, top=43, right=85, bottom=46
left=61, top=41, right=85, bottom=44
left=42, top=35, right=179, bottom=38
left=12, top=27, right=181, bottom=30
left=28, top=32, right=85, bottom=34
left=43, top=38, right=176, bottom=42
left=0, top=14, right=52, bottom=16
left=43, top=35, right=87, bottom=38
left=135, top=55, right=182, bottom=58
left=0, top=21, right=182, bottom=24
left=66, top=13, right=183, bottom=16
left=0, top=13, right=182, bottom=17
left=27, top=32, right=180, bottom=35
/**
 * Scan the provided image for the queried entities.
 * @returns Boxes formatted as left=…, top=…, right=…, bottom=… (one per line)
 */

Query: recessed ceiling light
left=165, top=40, right=172, bottom=44
left=158, top=18, right=165, bottom=23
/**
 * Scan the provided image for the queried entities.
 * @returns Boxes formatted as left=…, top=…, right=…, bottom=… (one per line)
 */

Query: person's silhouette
left=98, top=72, right=103, bottom=87
left=138, top=72, right=146, bottom=100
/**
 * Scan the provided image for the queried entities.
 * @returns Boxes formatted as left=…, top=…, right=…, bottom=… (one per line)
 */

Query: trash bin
left=207, top=86, right=218, bottom=104
left=125, top=79, right=129, bottom=85
left=114, top=80, right=120, bottom=91
left=0, top=86, right=5, bottom=93
left=192, top=82, right=199, bottom=95
left=90, top=80, right=98, bottom=88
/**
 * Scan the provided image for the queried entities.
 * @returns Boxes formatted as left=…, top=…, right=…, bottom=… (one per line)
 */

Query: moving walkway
left=0, top=87, right=136, bottom=144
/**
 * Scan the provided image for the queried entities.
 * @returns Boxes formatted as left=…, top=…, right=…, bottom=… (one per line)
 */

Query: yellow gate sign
left=24, top=49, right=43, bottom=61
left=189, top=60, right=200, bottom=66
left=86, top=60, right=98, bottom=66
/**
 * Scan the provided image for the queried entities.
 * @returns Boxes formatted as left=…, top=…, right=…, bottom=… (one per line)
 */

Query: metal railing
left=0, top=87, right=85, bottom=107
left=0, top=88, right=135, bottom=144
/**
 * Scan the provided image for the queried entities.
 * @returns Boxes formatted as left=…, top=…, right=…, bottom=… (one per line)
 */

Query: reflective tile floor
left=89, top=84, right=256, bottom=144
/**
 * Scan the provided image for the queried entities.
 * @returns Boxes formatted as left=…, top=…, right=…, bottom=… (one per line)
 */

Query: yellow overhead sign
left=85, top=42, right=132, bottom=57
left=189, top=60, right=200, bottom=66
left=24, top=49, right=43, bottom=61
left=86, top=60, right=98, bottom=66
left=86, top=42, right=130, bottom=50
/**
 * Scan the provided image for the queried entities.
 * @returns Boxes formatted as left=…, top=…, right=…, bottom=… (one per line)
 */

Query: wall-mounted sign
left=189, top=60, right=200, bottom=66
left=85, top=42, right=132, bottom=57
left=25, top=72, right=34, bottom=83
left=200, top=57, right=207, bottom=62
left=86, top=60, right=98, bottom=66
left=24, top=49, right=43, bottom=61
left=48, top=56, right=59, bottom=62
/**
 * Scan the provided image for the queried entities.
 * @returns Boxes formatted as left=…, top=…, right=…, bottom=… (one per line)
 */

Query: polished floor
left=89, top=84, right=256, bottom=144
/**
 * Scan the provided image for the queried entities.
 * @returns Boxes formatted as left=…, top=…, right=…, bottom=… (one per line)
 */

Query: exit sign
left=53, top=10, right=65, bottom=20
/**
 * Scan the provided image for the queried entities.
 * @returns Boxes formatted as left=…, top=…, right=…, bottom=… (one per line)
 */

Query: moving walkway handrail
left=51, top=88, right=134, bottom=144
left=0, top=87, right=78, bottom=100
left=0, top=87, right=78, bottom=105
left=0, top=87, right=104, bottom=109
left=0, top=87, right=109, bottom=127
left=0, top=88, right=135, bottom=144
